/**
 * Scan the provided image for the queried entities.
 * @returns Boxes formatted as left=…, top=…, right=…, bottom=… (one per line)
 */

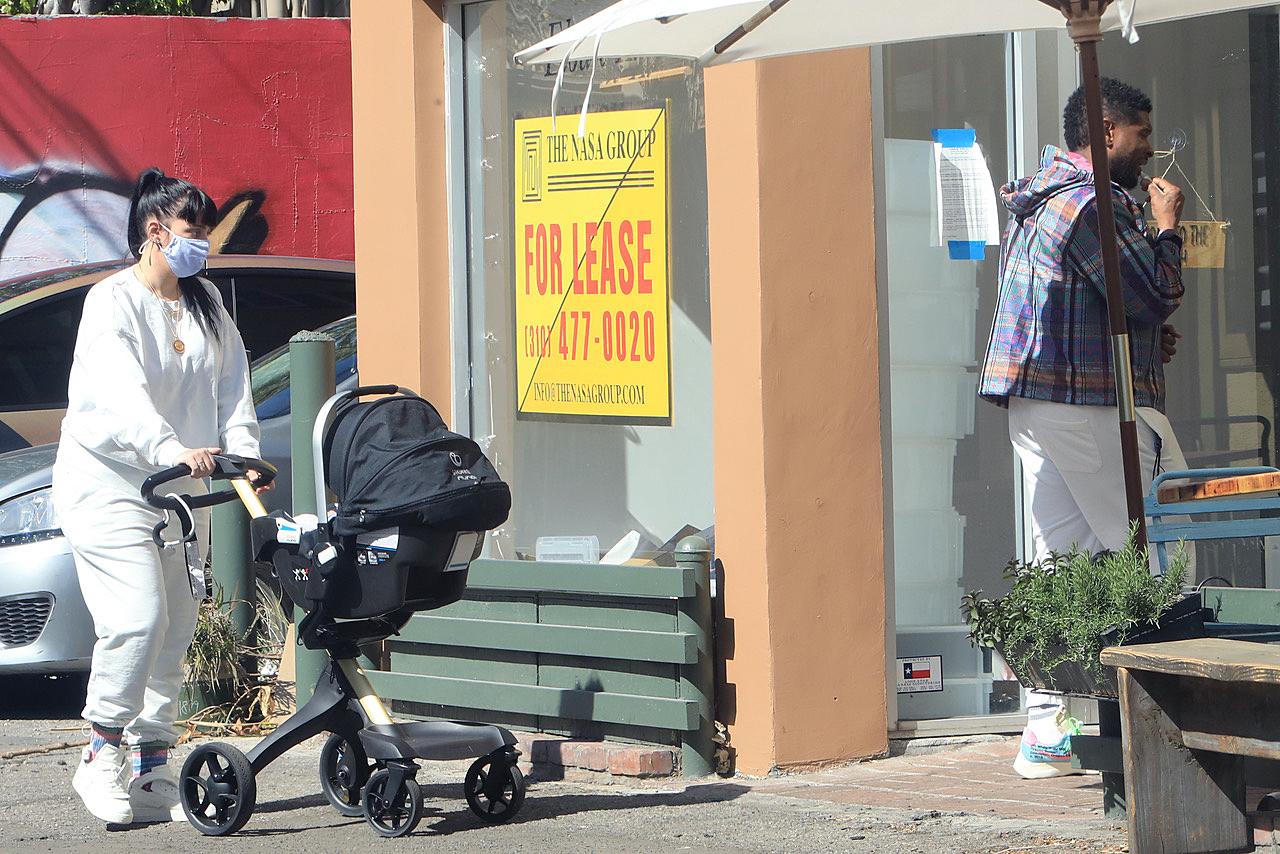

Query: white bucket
left=889, top=366, right=978, bottom=440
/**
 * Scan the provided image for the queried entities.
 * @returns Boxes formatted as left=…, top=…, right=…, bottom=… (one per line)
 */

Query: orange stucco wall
left=706, top=49, right=888, bottom=773
left=351, top=0, right=453, bottom=421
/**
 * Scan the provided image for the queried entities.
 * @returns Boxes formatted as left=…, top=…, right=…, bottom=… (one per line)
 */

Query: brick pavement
left=754, top=736, right=1123, bottom=837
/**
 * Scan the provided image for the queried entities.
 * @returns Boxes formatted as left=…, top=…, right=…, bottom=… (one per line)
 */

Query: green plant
left=0, top=1, right=40, bottom=14
left=183, top=579, right=294, bottom=723
left=962, top=525, right=1188, bottom=680
left=243, top=577, right=289, bottom=675
left=0, top=1, right=193, bottom=13
left=184, top=585, right=244, bottom=687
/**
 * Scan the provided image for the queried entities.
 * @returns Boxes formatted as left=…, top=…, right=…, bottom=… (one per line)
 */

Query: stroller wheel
left=320, top=733, right=375, bottom=817
left=464, top=750, right=525, bottom=824
left=362, top=768, right=423, bottom=838
left=180, top=742, right=257, bottom=836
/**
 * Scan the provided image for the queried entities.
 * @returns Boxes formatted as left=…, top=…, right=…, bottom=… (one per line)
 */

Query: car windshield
left=252, top=315, right=357, bottom=420
left=0, top=261, right=127, bottom=308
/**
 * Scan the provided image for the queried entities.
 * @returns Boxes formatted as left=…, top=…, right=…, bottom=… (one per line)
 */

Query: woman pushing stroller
left=53, top=168, right=269, bottom=824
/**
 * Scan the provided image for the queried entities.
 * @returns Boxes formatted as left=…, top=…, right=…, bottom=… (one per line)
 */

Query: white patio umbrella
left=517, top=0, right=1277, bottom=547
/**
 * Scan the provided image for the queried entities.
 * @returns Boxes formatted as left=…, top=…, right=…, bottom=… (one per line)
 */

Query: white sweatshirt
left=60, top=268, right=260, bottom=473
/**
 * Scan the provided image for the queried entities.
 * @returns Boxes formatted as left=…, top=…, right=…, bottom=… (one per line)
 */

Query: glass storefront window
left=881, top=35, right=1018, bottom=720
left=461, top=0, right=713, bottom=562
left=1094, top=7, right=1280, bottom=587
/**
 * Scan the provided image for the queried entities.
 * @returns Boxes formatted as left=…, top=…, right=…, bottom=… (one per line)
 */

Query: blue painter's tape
left=948, top=240, right=987, bottom=260
left=932, top=128, right=976, bottom=148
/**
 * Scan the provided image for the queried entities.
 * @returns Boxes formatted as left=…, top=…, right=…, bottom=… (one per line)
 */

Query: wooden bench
left=1146, top=467, right=1280, bottom=577
left=1100, top=638, right=1280, bottom=854
left=1157, top=470, right=1280, bottom=504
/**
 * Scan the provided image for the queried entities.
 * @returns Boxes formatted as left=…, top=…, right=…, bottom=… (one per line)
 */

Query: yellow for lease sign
left=513, top=107, right=670, bottom=423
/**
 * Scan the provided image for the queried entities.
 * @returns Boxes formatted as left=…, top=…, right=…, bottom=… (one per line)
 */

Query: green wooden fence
left=366, top=536, right=716, bottom=775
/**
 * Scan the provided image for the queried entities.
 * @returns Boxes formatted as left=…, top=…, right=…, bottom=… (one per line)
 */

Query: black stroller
left=141, top=385, right=524, bottom=838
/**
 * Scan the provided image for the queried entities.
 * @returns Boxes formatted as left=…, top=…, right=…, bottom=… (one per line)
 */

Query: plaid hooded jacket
left=978, top=146, right=1184, bottom=411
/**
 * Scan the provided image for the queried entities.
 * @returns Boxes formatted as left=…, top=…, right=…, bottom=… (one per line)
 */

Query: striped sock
left=133, top=741, right=169, bottom=779
left=87, top=724, right=123, bottom=761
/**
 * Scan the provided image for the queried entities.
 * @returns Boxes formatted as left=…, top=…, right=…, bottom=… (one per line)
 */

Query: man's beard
left=1110, top=152, right=1142, bottom=189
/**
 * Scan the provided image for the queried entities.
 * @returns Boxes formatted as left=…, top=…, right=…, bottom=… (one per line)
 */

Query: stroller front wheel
left=464, top=749, right=525, bottom=824
left=362, top=768, right=423, bottom=838
left=319, top=733, right=375, bottom=817
left=180, top=742, right=257, bottom=836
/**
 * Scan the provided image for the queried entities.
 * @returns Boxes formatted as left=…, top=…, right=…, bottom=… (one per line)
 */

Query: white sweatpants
left=53, top=439, right=209, bottom=747
left=1007, top=397, right=1192, bottom=712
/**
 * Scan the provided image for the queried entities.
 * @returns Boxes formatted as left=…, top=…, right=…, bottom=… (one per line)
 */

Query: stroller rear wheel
left=362, top=768, right=423, bottom=838
left=464, top=749, right=525, bottom=824
left=319, top=733, right=376, bottom=817
left=180, top=742, right=257, bottom=836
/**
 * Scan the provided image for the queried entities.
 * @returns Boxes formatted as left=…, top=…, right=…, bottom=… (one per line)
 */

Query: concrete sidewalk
left=2, top=692, right=1130, bottom=854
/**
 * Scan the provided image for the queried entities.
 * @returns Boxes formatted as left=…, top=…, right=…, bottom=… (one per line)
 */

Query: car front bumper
left=0, top=535, right=94, bottom=674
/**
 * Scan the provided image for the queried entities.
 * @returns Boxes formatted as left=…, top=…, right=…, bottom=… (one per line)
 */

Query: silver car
left=0, top=315, right=357, bottom=675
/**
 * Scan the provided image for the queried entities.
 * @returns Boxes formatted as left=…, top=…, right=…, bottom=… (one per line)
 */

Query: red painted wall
left=0, top=15, right=353, bottom=279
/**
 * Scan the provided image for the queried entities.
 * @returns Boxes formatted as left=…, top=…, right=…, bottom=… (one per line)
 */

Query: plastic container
left=888, top=289, right=981, bottom=366
left=535, top=535, right=600, bottom=563
left=890, top=437, right=959, bottom=510
left=889, top=366, right=978, bottom=440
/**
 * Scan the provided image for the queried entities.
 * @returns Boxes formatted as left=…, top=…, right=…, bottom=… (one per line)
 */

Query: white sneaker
left=129, top=765, right=187, bottom=823
left=72, top=744, right=133, bottom=824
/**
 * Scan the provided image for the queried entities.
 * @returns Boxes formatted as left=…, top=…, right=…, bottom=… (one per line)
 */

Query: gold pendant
left=173, top=339, right=186, bottom=354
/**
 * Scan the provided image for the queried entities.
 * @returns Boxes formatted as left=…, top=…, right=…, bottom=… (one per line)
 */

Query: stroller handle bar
left=141, top=454, right=277, bottom=546
left=141, top=454, right=279, bottom=512
left=312, top=385, right=415, bottom=520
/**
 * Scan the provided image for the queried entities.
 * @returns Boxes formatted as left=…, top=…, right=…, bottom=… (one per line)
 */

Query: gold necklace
left=160, top=298, right=186, bottom=354
left=145, top=280, right=186, bottom=354
left=136, top=258, right=185, bottom=354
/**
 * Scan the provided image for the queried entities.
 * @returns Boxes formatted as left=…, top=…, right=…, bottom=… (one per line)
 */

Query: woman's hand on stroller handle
left=141, top=454, right=279, bottom=511
left=177, top=446, right=221, bottom=479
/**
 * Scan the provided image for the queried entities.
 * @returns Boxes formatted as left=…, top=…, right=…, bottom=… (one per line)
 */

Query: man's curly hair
left=1063, top=78, right=1152, bottom=151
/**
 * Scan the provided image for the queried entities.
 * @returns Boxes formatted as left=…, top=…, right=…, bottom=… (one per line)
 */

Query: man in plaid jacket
left=978, top=78, right=1188, bottom=779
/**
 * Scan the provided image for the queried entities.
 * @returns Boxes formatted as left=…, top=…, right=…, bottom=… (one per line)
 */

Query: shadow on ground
left=228, top=781, right=751, bottom=838
left=416, top=780, right=751, bottom=836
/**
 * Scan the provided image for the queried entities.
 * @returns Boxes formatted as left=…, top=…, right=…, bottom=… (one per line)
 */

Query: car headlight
left=0, top=488, right=61, bottom=547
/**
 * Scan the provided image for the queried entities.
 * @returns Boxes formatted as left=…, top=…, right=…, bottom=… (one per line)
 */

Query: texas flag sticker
left=896, top=655, right=944, bottom=694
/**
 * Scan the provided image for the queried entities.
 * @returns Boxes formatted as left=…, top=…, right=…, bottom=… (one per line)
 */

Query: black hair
left=1063, top=77, right=1153, bottom=151
left=127, top=167, right=222, bottom=342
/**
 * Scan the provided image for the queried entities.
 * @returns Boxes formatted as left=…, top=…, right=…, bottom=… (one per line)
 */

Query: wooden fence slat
left=399, top=615, right=697, bottom=664
left=466, top=559, right=694, bottom=599
left=368, top=670, right=698, bottom=731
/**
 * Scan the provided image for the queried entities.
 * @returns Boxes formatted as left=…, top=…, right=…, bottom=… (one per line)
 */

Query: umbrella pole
left=1064, top=4, right=1148, bottom=548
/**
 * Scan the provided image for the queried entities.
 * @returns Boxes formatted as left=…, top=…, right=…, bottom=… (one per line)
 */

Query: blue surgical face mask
left=157, top=222, right=210, bottom=278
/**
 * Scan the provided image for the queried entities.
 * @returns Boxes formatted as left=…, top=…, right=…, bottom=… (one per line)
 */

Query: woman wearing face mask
left=53, top=168, right=266, bottom=825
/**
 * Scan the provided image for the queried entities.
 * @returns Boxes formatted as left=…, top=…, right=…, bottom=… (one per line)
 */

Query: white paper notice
left=933, top=141, right=1001, bottom=248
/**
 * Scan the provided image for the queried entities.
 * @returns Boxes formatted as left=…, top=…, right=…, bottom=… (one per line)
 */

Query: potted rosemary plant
left=962, top=528, right=1202, bottom=697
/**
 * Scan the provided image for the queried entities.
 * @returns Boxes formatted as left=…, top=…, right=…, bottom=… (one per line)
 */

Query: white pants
left=1008, top=398, right=1191, bottom=572
left=53, top=440, right=209, bottom=747
left=1008, top=398, right=1192, bottom=712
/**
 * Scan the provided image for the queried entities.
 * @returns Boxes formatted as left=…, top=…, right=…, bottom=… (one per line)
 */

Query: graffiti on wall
left=0, top=16, right=353, bottom=281
left=0, top=166, right=273, bottom=280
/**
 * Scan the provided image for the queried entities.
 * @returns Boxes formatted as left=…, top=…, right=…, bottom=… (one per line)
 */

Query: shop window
left=881, top=35, right=1017, bottom=720
left=1096, top=8, right=1280, bottom=587
left=461, top=0, right=713, bottom=562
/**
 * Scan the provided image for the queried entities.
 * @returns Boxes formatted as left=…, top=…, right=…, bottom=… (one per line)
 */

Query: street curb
left=888, top=733, right=1012, bottom=757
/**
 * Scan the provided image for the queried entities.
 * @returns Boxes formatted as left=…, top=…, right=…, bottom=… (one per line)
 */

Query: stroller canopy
left=323, top=392, right=511, bottom=537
